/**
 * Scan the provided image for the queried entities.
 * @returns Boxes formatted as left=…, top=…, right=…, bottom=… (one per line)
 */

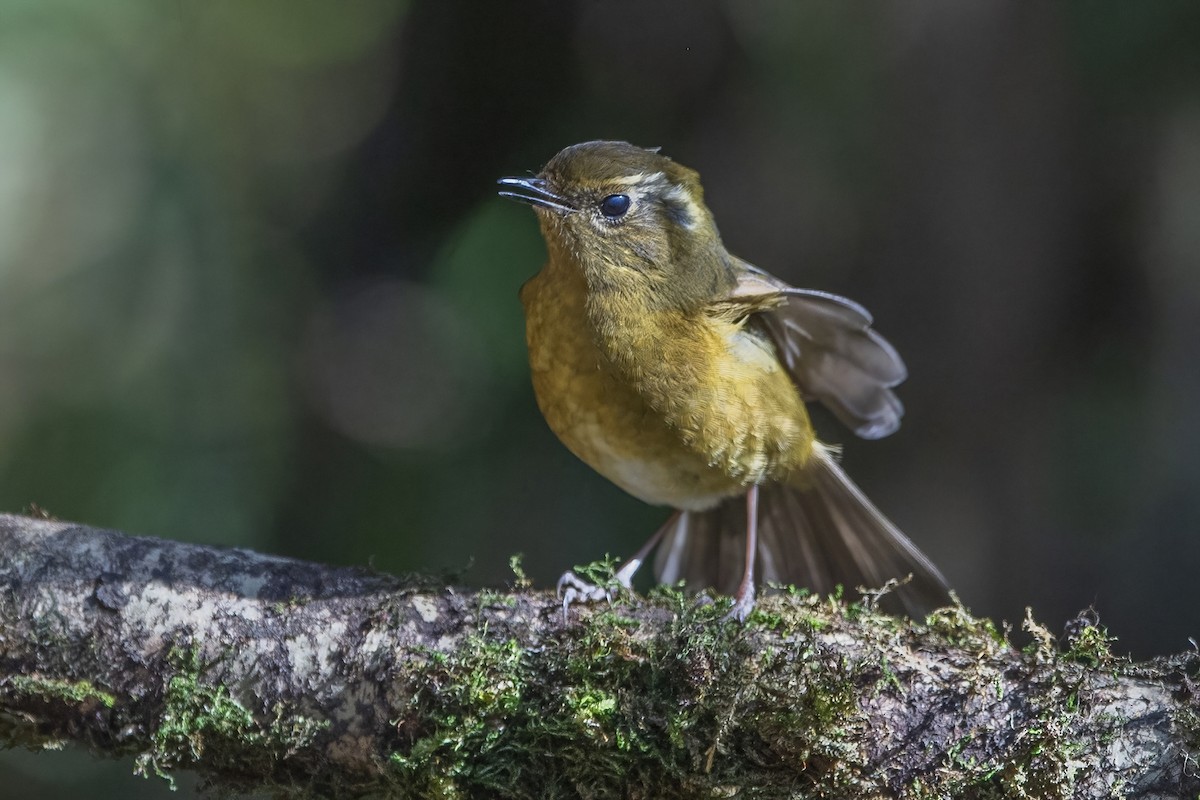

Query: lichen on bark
left=0, top=513, right=1197, bottom=799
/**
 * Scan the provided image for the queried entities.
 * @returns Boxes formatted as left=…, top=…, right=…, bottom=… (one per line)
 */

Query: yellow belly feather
left=521, top=261, right=813, bottom=510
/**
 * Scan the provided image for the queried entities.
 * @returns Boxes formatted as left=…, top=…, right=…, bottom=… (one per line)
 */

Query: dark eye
left=599, top=194, right=631, bottom=219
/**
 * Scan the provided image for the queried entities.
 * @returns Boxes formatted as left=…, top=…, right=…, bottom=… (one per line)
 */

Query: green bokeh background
left=2, top=2, right=1200, bottom=795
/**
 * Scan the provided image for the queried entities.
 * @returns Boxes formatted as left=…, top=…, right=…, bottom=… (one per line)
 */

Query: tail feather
left=653, top=445, right=949, bottom=617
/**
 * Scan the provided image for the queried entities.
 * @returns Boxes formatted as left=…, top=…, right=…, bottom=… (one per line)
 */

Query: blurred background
left=2, top=0, right=1199, bottom=795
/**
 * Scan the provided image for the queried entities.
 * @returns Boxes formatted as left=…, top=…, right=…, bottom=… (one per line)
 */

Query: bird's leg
left=556, top=516, right=672, bottom=620
left=613, top=520, right=668, bottom=587
left=724, top=485, right=760, bottom=622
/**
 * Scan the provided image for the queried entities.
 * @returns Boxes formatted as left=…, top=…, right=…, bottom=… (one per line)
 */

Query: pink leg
left=725, top=485, right=759, bottom=622
left=614, top=518, right=670, bottom=587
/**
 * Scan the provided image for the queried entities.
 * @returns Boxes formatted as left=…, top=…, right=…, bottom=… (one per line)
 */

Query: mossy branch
left=0, top=513, right=1197, bottom=799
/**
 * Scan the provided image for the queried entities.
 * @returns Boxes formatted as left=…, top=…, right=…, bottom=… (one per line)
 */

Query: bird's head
left=499, top=140, right=734, bottom=309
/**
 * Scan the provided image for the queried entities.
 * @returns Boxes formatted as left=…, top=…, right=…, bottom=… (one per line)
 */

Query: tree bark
left=0, top=512, right=1196, bottom=799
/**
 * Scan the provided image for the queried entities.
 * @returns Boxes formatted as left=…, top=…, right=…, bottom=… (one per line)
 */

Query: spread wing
left=722, top=260, right=907, bottom=440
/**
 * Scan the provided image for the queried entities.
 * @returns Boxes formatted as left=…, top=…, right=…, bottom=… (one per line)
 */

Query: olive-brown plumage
left=500, top=140, right=949, bottom=619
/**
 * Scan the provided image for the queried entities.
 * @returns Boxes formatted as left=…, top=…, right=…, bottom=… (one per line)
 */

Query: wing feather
left=723, top=260, right=908, bottom=440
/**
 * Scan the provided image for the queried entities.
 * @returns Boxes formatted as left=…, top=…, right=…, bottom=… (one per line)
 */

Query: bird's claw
left=721, top=597, right=755, bottom=623
left=721, top=583, right=757, bottom=623
left=555, top=571, right=614, bottom=622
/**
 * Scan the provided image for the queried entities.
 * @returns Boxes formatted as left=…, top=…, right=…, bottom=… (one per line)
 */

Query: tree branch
left=0, top=513, right=1196, bottom=798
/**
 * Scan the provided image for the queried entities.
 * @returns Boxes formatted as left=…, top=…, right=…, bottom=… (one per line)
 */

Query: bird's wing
left=721, top=259, right=908, bottom=440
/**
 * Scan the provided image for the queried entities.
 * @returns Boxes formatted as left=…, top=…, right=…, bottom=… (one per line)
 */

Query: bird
left=498, top=140, right=949, bottom=620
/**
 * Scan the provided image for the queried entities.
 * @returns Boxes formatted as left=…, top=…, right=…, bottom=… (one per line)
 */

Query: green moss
left=568, top=554, right=622, bottom=591
left=1063, top=622, right=1115, bottom=668
left=8, top=676, right=115, bottom=709
left=507, top=554, right=532, bottom=591
left=382, top=585, right=910, bottom=799
left=746, top=607, right=785, bottom=630
left=645, top=580, right=690, bottom=616
left=928, top=600, right=1007, bottom=648
left=876, top=655, right=902, bottom=695
left=1174, top=703, right=1200, bottom=781
left=911, top=609, right=1138, bottom=799
left=474, top=588, right=518, bottom=610
left=9, top=556, right=1173, bottom=798
left=567, top=687, right=617, bottom=726
left=389, top=633, right=528, bottom=794
left=382, top=579, right=1174, bottom=798
left=134, top=647, right=327, bottom=790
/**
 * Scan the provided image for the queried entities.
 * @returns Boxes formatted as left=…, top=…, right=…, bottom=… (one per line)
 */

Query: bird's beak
left=497, top=177, right=576, bottom=215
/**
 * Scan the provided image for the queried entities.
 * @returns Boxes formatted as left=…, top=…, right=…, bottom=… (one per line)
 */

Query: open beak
left=497, top=176, right=576, bottom=215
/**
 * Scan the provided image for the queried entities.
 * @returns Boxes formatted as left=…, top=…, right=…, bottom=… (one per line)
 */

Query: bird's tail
left=652, top=443, right=950, bottom=617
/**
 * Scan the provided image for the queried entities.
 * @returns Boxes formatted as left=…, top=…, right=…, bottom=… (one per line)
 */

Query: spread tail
left=652, top=444, right=950, bottom=617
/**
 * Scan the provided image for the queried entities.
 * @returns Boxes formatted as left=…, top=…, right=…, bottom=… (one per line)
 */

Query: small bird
left=498, top=141, right=949, bottom=620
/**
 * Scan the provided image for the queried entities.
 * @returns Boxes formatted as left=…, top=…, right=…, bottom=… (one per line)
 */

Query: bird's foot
left=721, top=582, right=757, bottom=623
left=556, top=570, right=632, bottom=622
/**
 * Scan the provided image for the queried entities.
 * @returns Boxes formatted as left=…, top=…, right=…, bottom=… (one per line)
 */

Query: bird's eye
left=599, top=194, right=631, bottom=220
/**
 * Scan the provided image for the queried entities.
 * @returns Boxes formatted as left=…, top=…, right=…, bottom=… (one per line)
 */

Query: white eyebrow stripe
left=610, top=171, right=666, bottom=187
left=663, top=183, right=702, bottom=230
left=600, top=172, right=700, bottom=228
